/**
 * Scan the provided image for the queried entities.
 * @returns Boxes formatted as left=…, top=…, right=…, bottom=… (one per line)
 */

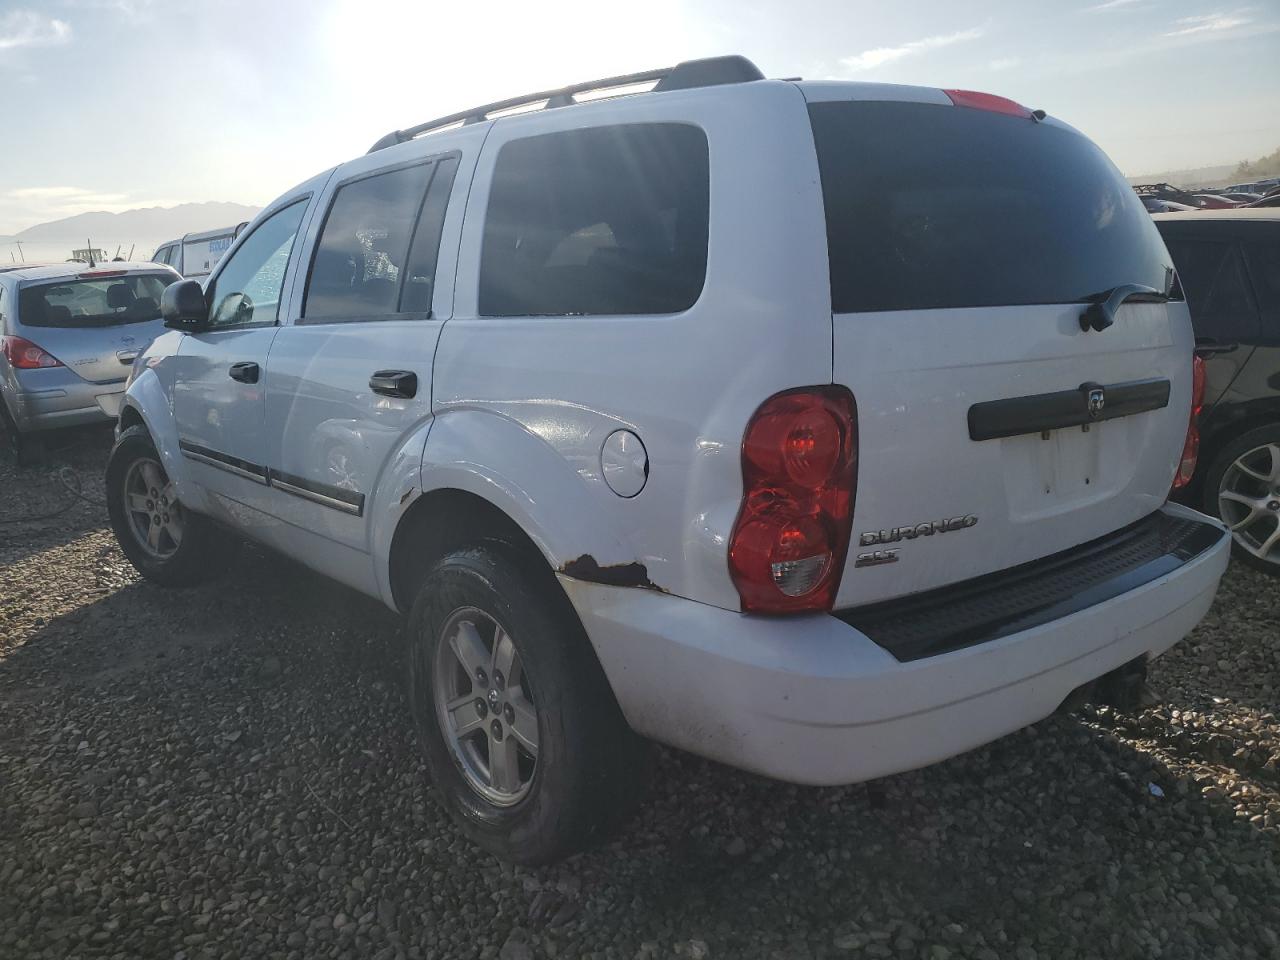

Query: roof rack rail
left=367, top=55, right=764, bottom=153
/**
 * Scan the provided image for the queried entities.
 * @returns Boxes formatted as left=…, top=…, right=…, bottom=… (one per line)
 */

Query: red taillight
left=1172, top=355, right=1206, bottom=490
left=77, top=270, right=128, bottom=279
left=2, top=335, right=64, bottom=370
left=728, top=387, right=858, bottom=613
left=943, top=88, right=1033, bottom=119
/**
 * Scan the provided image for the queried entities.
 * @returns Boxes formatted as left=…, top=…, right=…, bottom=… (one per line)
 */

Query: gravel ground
left=1, top=429, right=1278, bottom=960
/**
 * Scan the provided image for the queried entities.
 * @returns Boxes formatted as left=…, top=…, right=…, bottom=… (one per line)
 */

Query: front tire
left=1202, top=424, right=1280, bottom=575
left=106, top=425, right=234, bottom=586
left=406, top=545, right=645, bottom=864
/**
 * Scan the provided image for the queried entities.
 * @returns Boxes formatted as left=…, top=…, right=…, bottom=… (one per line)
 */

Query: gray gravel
left=1, top=430, right=1278, bottom=960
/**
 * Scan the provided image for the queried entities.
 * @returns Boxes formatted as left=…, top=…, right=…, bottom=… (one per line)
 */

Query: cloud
left=841, top=27, right=984, bottom=72
left=0, top=10, right=71, bottom=52
left=987, top=57, right=1021, bottom=71
left=1163, top=12, right=1252, bottom=36
left=1086, top=0, right=1143, bottom=11
left=9, top=186, right=100, bottom=199
left=59, top=0, right=154, bottom=17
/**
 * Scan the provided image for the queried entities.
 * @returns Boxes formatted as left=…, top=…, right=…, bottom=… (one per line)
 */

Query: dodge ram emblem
left=1087, top=387, right=1106, bottom=420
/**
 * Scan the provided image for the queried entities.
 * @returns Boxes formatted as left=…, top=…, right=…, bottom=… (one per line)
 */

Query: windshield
left=808, top=100, right=1176, bottom=313
left=18, top=274, right=171, bottom=328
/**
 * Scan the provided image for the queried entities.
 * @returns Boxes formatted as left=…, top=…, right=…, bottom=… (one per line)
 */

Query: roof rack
left=367, top=55, right=764, bottom=153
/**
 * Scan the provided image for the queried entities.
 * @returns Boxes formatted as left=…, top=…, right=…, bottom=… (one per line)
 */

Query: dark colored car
left=1155, top=210, right=1280, bottom=573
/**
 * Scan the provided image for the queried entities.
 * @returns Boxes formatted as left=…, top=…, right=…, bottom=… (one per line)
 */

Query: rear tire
left=1201, top=423, right=1280, bottom=576
left=106, top=425, right=234, bottom=586
left=406, top=544, right=646, bottom=864
left=0, top=401, right=44, bottom=467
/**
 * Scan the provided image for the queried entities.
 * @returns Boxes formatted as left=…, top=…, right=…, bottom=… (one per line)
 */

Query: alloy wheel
left=1217, top=442, right=1280, bottom=566
left=122, top=457, right=184, bottom=559
left=433, top=607, right=540, bottom=806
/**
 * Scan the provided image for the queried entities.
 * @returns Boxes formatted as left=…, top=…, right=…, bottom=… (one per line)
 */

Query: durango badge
left=859, top=514, right=979, bottom=547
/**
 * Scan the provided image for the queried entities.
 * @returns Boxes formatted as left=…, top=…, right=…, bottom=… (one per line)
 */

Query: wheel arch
left=1197, top=402, right=1280, bottom=506
left=118, top=373, right=210, bottom=514
left=387, top=487, right=552, bottom=615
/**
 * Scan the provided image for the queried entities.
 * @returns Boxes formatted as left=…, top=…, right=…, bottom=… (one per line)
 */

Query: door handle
left=229, top=361, right=260, bottom=384
left=369, top=370, right=417, bottom=399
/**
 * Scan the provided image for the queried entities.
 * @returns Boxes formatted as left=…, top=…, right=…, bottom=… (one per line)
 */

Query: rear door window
left=1162, top=236, right=1261, bottom=342
left=1243, top=242, right=1280, bottom=339
left=807, top=101, right=1174, bottom=313
left=478, top=123, right=709, bottom=317
left=303, top=160, right=443, bottom=321
left=17, top=274, right=171, bottom=328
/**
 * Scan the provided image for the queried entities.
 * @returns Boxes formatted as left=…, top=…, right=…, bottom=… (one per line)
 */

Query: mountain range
left=1, top=202, right=261, bottom=252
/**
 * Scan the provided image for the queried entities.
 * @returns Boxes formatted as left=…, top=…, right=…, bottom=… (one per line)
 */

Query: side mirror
left=162, top=279, right=209, bottom=330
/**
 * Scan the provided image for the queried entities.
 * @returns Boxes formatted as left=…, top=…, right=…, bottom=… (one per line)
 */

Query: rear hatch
left=803, top=89, right=1194, bottom=609
left=15, top=271, right=172, bottom=384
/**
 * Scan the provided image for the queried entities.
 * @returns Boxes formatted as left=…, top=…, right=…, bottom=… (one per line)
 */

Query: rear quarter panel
left=430, top=81, right=834, bottom=610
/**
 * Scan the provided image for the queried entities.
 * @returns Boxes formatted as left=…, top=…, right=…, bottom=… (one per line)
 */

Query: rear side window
left=18, top=274, right=171, bottom=328
left=304, top=157, right=456, bottom=321
left=1161, top=236, right=1261, bottom=341
left=1244, top=242, right=1280, bottom=335
left=808, top=101, right=1175, bottom=313
left=479, top=123, right=709, bottom=317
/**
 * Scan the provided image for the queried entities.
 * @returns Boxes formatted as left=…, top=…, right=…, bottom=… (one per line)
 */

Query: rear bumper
left=562, top=502, right=1230, bottom=786
left=6, top=378, right=123, bottom=433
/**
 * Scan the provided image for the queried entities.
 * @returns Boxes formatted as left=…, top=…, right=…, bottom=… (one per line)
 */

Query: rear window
left=479, top=122, right=709, bottom=317
left=18, top=274, right=171, bottom=328
left=808, top=101, right=1175, bottom=313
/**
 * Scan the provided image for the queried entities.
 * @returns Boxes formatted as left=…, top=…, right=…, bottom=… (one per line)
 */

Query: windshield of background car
left=18, top=274, right=172, bottom=328
left=808, top=100, right=1176, bottom=313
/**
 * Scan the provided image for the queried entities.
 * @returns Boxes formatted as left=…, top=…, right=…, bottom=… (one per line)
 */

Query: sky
left=0, top=0, right=1277, bottom=241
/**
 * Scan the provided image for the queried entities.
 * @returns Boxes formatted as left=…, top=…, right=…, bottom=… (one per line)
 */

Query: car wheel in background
left=0, top=401, right=45, bottom=467
left=105, top=425, right=235, bottom=586
left=1203, top=424, right=1280, bottom=576
left=406, top=544, right=647, bottom=864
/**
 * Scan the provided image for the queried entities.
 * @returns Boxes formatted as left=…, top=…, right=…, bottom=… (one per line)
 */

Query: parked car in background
left=1, top=262, right=178, bottom=462
left=1193, top=194, right=1241, bottom=210
left=1223, top=192, right=1263, bottom=204
left=109, top=56, right=1230, bottom=863
left=152, top=223, right=249, bottom=280
left=1156, top=209, right=1280, bottom=573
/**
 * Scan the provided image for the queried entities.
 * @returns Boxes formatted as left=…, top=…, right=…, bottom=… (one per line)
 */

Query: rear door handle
left=369, top=370, right=418, bottom=399
left=229, top=361, right=260, bottom=384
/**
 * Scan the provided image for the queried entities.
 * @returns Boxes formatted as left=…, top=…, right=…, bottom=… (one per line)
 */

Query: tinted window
left=1161, top=236, right=1260, bottom=341
left=479, top=123, right=709, bottom=317
left=808, top=101, right=1175, bottom=313
left=18, top=274, right=171, bottom=328
left=207, top=200, right=307, bottom=328
left=398, top=158, right=458, bottom=315
left=304, top=162, right=435, bottom=320
left=1244, top=242, right=1280, bottom=333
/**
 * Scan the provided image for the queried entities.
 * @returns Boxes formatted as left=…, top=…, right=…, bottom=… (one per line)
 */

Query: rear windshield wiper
left=1076, top=283, right=1169, bottom=332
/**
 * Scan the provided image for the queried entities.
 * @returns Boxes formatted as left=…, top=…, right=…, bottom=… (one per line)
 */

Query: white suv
left=108, top=56, right=1231, bottom=863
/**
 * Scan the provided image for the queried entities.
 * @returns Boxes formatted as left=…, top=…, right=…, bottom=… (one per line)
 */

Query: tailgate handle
left=1079, top=283, right=1165, bottom=333
left=369, top=370, right=417, bottom=399
left=228, top=361, right=260, bottom=384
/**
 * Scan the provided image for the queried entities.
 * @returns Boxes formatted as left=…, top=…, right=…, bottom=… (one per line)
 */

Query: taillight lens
left=728, top=387, right=858, bottom=613
left=2, top=335, right=64, bottom=370
left=1172, top=355, right=1206, bottom=490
